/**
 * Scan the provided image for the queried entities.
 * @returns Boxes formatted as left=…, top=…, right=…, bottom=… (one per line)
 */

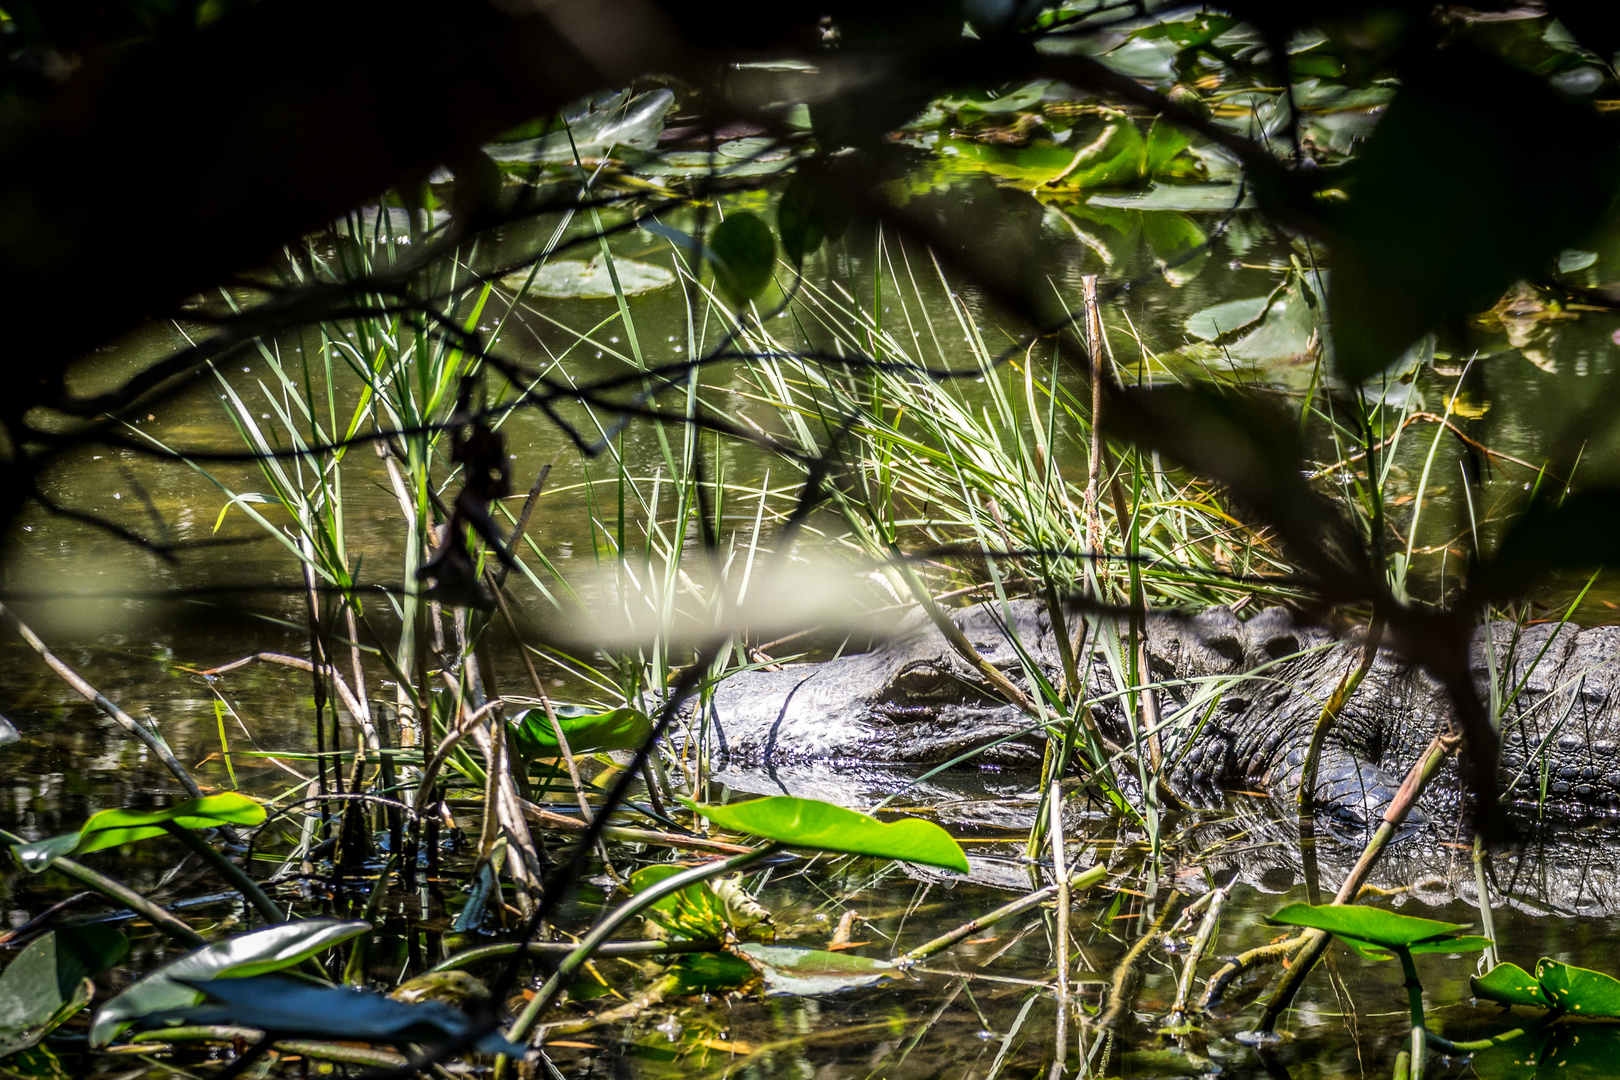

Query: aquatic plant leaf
left=485, top=88, right=674, bottom=163
left=686, top=797, right=969, bottom=873
left=1473, top=962, right=1553, bottom=1009
left=1184, top=295, right=1270, bottom=342
left=1143, top=118, right=1192, bottom=175
left=0, top=927, right=128, bottom=1056
left=668, top=952, right=756, bottom=994
left=165, top=973, right=524, bottom=1055
left=1051, top=116, right=1145, bottom=189
left=498, top=259, right=673, bottom=300
left=629, top=865, right=731, bottom=940
left=13, top=793, right=267, bottom=872
left=1535, top=958, right=1620, bottom=1017
left=1328, top=46, right=1620, bottom=381
left=735, top=944, right=898, bottom=995
left=0, top=715, right=16, bottom=747
left=708, top=212, right=777, bottom=304
left=1407, top=935, right=1493, bottom=955
left=1086, top=182, right=1253, bottom=211
left=91, top=919, right=369, bottom=1047
left=1266, top=903, right=1470, bottom=948
left=1141, top=211, right=1207, bottom=286
left=509, top=705, right=652, bottom=758
left=1468, top=1029, right=1547, bottom=1080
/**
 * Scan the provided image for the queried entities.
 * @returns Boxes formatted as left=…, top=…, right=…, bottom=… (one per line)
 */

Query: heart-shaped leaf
left=1473, top=962, right=1553, bottom=1010
left=687, top=797, right=968, bottom=873
left=1536, top=958, right=1620, bottom=1018
left=91, top=919, right=368, bottom=1047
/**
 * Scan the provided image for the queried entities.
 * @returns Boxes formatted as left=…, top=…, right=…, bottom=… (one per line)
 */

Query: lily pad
left=1535, top=958, right=1620, bottom=1018
left=1088, top=183, right=1255, bottom=212
left=1473, top=962, right=1553, bottom=1010
left=499, top=259, right=673, bottom=300
left=686, top=797, right=968, bottom=873
left=486, top=88, right=674, bottom=164
left=91, top=919, right=370, bottom=1047
left=0, top=927, right=128, bottom=1056
left=1185, top=295, right=1270, bottom=342
left=735, top=944, right=898, bottom=995
left=668, top=953, right=756, bottom=994
left=13, top=792, right=267, bottom=873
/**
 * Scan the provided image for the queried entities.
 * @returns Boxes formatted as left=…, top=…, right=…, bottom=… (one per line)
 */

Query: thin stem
left=159, top=820, right=284, bottom=926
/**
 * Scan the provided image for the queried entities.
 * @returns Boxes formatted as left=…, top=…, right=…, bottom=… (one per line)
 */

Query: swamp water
left=3, top=136, right=1620, bottom=1080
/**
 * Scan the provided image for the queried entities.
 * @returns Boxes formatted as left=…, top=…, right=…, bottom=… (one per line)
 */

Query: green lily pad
left=1087, top=182, right=1255, bottom=212
left=13, top=793, right=267, bottom=873
left=486, top=88, right=673, bottom=164
left=0, top=927, right=128, bottom=1056
left=499, top=259, right=673, bottom=300
left=1185, top=296, right=1270, bottom=342
left=630, top=865, right=731, bottom=941
left=708, top=212, right=777, bottom=304
left=668, top=952, right=756, bottom=994
left=1266, top=902, right=1470, bottom=949
left=1536, top=958, right=1620, bottom=1018
left=1051, top=115, right=1146, bottom=189
left=1474, top=962, right=1553, bottom=1010
left=734, top=944, right=898, bottom=995
left=91, top=919, right=369, bottom=1047
left=686, top=797, right=968, bottom=873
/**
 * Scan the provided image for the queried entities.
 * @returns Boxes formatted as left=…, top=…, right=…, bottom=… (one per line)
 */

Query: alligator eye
left=891, top=664, right=957, bottom=700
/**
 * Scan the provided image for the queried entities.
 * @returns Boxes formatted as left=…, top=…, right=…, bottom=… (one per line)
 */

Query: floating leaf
left=1184, top=295, right=1270, bottom=342
left=91, top=919, right=369, bottom=1047
left=1473, top=962, right=1553, bottom=1010
left=708, top=212, right=777, bottom=304
left=14, top=793, right=267, bottom=873
left=0, top=927, right=128, bottom=1056
left=1143, top=117, right=1193, bottom=175
left=1087, top=182, right=1254, bottom=212
left=509, top=705, right=652, bottom=758
left=735, top=944, right=898, bottom=995
left=630, top=865, right=731, bottom=941
left=687, top=797, right=968, bottom=873
left=486, top=89, right=674, bottom=164
left=498, top=259, right=673, bottom=300
left=1536, top=958, right=1620, bottom=1018
left=1050, top=115, right=1145, bottom=189
left=163, top=973, right=524, bottom=1055
left=1141, top=211, right=1207, bottom=287
left=668, top=952, right=756, bottom=994
left=1266, top=903, right=1470, bottom=949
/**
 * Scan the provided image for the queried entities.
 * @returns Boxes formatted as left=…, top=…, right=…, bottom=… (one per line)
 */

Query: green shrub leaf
left=686, top=797, right=969, bottom=873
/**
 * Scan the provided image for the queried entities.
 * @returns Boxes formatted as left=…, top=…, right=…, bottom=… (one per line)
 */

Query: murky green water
left=3, top=121, right=1620, bottom=1078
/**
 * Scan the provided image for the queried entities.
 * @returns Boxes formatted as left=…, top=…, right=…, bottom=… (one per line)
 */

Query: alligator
left=703, top=599, right=1620, bottom=828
